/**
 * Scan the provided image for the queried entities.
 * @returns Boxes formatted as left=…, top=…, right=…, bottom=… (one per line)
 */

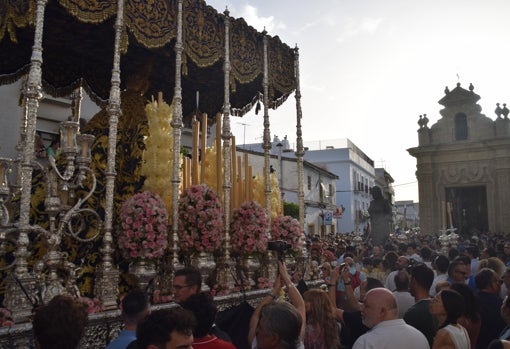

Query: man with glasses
left=172, top=267, right=232, bottom=343
left=172, top=267, right=202, bottom=304
left=447, top=260, right=469, bottom=285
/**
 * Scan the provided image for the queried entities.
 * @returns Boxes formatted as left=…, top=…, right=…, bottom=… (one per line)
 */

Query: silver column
left=94, top=0, right=124, bottom=310
left=170, top=0, right=185, bottom=273
left=4, top=0, right=48, bottom=323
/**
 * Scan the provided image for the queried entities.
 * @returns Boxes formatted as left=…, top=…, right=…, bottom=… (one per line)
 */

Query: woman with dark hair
left=449, top=283, right=481, bottom=349
left=429, top=289, right=471, bottom=349
left=32, top=295, right=88, bottom=349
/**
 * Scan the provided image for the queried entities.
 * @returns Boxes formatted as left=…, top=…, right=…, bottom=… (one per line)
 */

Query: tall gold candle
left=231, top=136, right=237, bottom=209
left=215, top=113, right=222, bottom=193
left=248, top=165, right=253, bottom=202
left=80, top=140, right=88, bottom=158
left=187, top=157, right=192, bottom=189
left=237, top=155, right=243, bottom=204
left=200, top=113, right=207, bottom=183
left=192, top=120, right=199, bottom=185
left=182, top=156, right=187, bottom=190
left=0, top=165, right=5, bottom=188
left=244, top=152, right=249, bottom=203
left=66, top=127, right=74, bottom=148
left=157, top=91, right=163, bottom=106
left=441, top=201, right=446, bottom=229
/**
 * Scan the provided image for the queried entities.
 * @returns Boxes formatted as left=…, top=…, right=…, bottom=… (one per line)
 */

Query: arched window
left=455, top=113, right=468, bottom=140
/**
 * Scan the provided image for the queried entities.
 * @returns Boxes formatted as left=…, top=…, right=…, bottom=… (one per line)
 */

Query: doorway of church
left=445, top=186, right=488, bottom=237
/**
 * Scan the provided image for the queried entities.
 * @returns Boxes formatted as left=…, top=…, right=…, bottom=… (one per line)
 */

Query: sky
left=203, top=0, right=510, bottom=203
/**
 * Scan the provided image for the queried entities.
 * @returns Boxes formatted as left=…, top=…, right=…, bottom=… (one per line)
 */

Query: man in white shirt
left=392, top=270, right=415, bottom=318
left=406, top=242, right=423, bottom=263
left=430, top=254, right=449, bottom=296
left=352, top=288, right=429, bottom=349
left=384, top=256, right=408, bottom=291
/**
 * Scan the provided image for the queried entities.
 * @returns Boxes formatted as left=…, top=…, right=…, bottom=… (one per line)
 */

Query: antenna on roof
left=237, top=122, right=251, bottom=147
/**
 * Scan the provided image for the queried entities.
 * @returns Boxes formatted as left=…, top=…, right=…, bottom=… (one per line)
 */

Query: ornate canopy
left=0, top=0, right=296, bottom=118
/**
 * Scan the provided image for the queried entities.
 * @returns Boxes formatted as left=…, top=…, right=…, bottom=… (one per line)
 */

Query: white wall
left=0, top=81, right=101, bottom=161
left=304, top=145, right=376, bottom=234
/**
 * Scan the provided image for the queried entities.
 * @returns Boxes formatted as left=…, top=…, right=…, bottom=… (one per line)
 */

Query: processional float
left=0, top=0, right=306, bottom=334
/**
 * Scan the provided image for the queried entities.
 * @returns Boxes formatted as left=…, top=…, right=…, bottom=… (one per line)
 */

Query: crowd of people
left=307, top=232, right=510, bottom=349
left=31, top=231, right=510, bottom=349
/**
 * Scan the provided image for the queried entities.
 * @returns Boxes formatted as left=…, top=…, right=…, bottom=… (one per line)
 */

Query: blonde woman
left=319, top=262, right=332, bottom=284
left=302, top=289, right=341, bottom=349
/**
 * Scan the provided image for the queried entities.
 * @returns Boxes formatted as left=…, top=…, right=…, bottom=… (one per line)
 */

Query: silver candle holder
left=1, top=120, right=102, bottom=320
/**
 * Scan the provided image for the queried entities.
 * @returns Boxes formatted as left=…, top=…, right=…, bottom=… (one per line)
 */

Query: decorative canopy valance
left=0, top=0, right=296, bottom=117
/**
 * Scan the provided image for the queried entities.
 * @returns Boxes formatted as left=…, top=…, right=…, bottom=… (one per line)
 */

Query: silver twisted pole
left=294, top=46, right=305, bottom=233
left=262, top=32, right=272, bottom=221
left=170, top=0, right=185, bottom=274
left=3, top=0, right=48, bottom=323
left=262, top=32, right=276, bottom=280
left=217, top=8, right=235, bottom=289
left=294, top=45, right=309, bottom=279
left=94, top=0, right=124, bottom=310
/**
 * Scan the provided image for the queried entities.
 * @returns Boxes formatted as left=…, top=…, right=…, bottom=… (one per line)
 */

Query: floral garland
left=0, top=308, right=13, bottom=327
left=177, top=184, right=223, bottom=253
left=230, top=201, right=269, bottom=256
left=210, top=282, right=243, bottom=297
left=118, top=191, right=169, bottom=260
left=79, top=297, right=104, bottom=314
left=152, top=289, right=173, bottom=304
left=256, top=276, right=273, bottom=289
left=270, top=215, right=304, bottom=252
left=322, top=249, right=336, bottom=262
left=0, top=297, right=104, bottom=326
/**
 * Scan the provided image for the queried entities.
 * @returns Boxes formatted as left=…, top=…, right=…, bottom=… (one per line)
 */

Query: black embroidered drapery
left=0, top=0, right=296, bottom=117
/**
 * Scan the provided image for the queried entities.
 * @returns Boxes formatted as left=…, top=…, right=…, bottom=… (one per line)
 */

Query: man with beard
left=404, top=263, right=438, bottom=347
left=352, top=288, right=428, bottom=349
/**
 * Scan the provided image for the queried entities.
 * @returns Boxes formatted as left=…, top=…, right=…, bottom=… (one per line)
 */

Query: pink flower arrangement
left=152, top=289, right=173, bottom=304
left=210, top=282, right=240, bottom=296
left=79, top=297, right=104, bottom=314
left=256, top=276, right=273, bottom=289
left=270, top=215, right=304, bottom=251
left=322, top=249, right=336, bottom=262
left=0, top=308, right=13, bottom=327
left=118, top=191, right=169, bottom=260
left=230, top=201, right=269, bottom=256
left=178, top=184, right=223, bottom=253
